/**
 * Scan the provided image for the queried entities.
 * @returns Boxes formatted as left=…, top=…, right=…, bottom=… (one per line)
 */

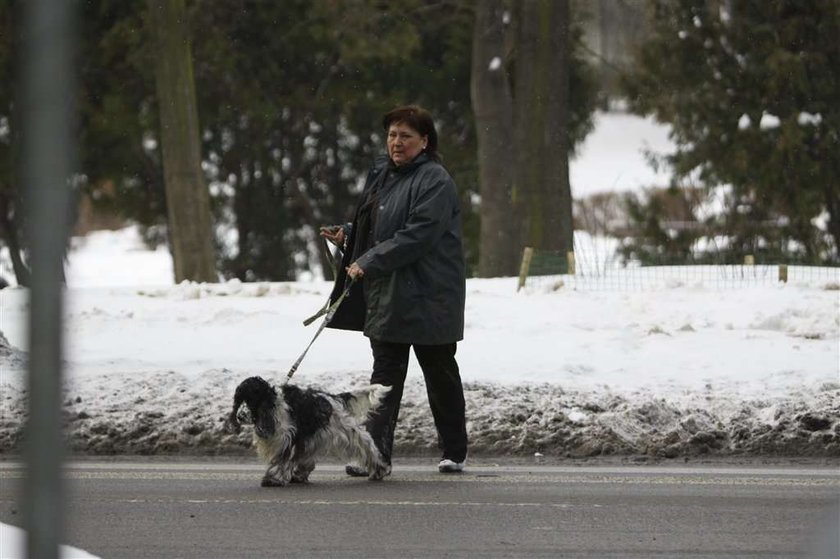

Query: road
left=1, top=459, right=838, bottom=558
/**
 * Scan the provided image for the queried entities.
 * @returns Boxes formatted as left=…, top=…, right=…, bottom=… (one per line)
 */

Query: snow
left=0, top=112, right=837, bottom=465
left=570, top=111, right=675, bottom=197
left=798, top=112, right=822, bottom=126
left=65, top=228, right=174, bottom=288
left=0, top=522, right=99, bottom=559
left=1, top=226, right=838, bottom=464
left=760, top=112, right=781, bottom=130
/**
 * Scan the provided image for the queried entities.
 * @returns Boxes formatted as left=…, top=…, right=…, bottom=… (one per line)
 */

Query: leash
left=321, top=236, right=339, bottom=279
left=284, top=276, right=356, bottom=384
left=302, top=237, right=341, bottom=327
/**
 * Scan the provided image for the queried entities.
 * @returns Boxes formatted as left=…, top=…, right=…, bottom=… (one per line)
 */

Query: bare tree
left=471, top=0, right=521, bottom=277
left=147, top=0, right=216, bottom=282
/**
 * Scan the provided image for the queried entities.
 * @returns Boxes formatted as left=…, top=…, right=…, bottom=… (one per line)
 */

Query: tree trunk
left=471, top=0, right=520, bottom=277
left=513, top=0, right=574, bottom=258
left=0, top=190, right=31, bottom=287
left=147, top=0, right=216, bottom=283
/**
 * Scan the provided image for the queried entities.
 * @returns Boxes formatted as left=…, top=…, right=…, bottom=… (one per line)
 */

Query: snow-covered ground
left=0, top=111, right=837, bottom=462
left=1, top=225, right=838, bottom=461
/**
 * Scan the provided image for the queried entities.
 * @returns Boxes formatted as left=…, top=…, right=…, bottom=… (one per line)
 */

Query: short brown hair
left=382, top=105, right=440, bottom=161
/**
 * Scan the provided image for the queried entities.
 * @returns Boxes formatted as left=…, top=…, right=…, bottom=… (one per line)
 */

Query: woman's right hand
left=319, top=225, right=345, bottom=247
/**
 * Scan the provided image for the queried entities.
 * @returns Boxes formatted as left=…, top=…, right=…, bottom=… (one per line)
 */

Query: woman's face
left=387, top=121, right=427, bottom=166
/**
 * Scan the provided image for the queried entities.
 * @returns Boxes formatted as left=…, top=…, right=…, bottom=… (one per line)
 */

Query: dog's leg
left=261, top=460, right=288, bottom=487
left=331, top=409, right=391, bottom=481
left=368, top=463, right=389, bottom=481
left=291, top=461, right=315, bottom=484
left=261, top=445, right=296, bottom=487
left=351, top=427, right=390, bottom=481
left=260, top=465, right=286, bottom=487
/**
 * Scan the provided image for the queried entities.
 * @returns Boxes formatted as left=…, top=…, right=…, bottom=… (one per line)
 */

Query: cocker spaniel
left=226, top=376, right=391, bottom=486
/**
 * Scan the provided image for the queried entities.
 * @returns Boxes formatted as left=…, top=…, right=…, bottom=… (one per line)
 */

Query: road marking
left=3, top=462, right=839, bottom=476
left=0, top=495, right=594, bottom=509
left=47, top=496, right=602, bottom=508
left=1, top=469, right=837, bottom=488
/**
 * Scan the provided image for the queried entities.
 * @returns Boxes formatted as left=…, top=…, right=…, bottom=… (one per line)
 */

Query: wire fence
left=520, top=235, right=840, bottom=292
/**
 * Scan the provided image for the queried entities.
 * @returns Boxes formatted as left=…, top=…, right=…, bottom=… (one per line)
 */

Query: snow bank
left=1, top=367, right=837, bottom=459
left=1, top=276, right=837, bottom=460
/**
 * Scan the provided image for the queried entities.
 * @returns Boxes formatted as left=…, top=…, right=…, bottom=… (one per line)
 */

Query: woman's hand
left=346, top=262, right=365, bottom=279
left=319, top=225, right=345, bottom=247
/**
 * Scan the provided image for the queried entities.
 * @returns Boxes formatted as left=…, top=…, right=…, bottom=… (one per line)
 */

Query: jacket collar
left=389, top=152, right=432, bottom=174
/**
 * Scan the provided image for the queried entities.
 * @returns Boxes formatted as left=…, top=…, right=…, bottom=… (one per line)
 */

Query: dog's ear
left=253, top=403, right=276, bottom=439
left=226, top=378, right=256, bottom=434
left=228, top=376, right=276, bottom=437
left=225, top=392, right=244, bottom=434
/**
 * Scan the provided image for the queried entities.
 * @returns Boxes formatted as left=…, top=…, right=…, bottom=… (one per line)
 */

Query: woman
left=320, top=105, right=468, bottom=475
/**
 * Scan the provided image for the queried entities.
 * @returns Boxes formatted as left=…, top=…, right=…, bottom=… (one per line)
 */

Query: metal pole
left=19, top=1, right=76, bottom=558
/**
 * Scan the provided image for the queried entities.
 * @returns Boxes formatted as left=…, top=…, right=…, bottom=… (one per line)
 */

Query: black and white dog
left=226, top=376, right=391, bottom=486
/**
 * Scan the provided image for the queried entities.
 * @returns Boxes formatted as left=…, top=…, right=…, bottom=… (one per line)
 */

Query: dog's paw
left=368, top=464, right=390, bottom=481
left=261, top=476, right=287, bottom=488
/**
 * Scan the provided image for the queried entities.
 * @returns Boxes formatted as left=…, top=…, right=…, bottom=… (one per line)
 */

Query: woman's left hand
left=346, top=262, right=365, bottom=279
left=319, top=225, right=345, bottom=247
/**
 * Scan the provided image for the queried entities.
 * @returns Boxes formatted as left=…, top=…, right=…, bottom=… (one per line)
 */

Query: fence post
left=517, top=247, right=534, bottom=292
left=742, top=254, right=755, bottom=279
left=566, top=251, right=575, bottom=276
left=778, top=264, right=788, bottom=283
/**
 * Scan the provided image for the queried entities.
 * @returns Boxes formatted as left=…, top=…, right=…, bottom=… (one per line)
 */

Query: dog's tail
left=344, top=384, right=391, bottom=420
left=368, top=383, right=391, bottom=411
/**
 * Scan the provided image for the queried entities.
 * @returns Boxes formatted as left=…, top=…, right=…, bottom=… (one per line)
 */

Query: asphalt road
left=1, top=459, right=838, bottom=558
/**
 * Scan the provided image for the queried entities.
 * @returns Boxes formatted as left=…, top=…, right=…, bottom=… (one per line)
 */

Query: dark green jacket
left=327, top=153, right=466, bottom=345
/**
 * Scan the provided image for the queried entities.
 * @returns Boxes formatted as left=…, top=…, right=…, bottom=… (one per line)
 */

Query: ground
left=1, top=354, right=837, bottom=460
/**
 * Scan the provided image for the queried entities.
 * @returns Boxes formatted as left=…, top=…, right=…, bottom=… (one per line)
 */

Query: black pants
left=367, top=339, right=468, bottom=464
